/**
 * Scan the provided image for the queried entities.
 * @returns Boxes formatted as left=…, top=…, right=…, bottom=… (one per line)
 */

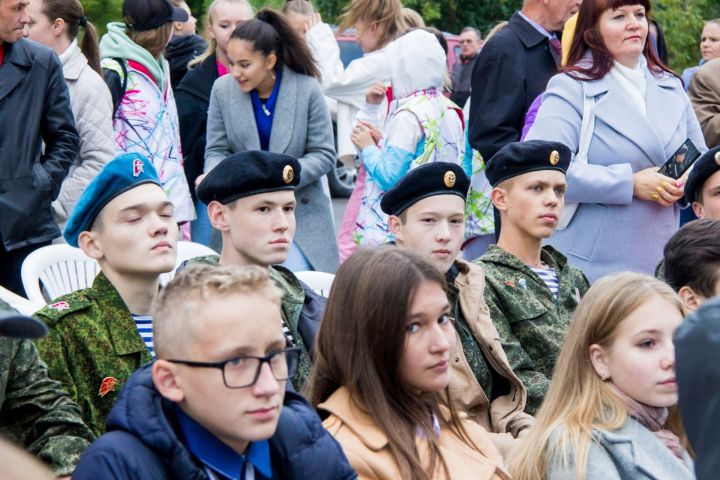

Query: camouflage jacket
left=34, top=273, right=152, bottom=436
left=188, top=256, right=321, bottom=391
left=477, top=245, right=590, bottom=414
left=0, top=301, right=94, bottom=476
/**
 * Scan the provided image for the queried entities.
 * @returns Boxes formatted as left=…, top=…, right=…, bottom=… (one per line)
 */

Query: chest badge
left=99, top=377, right=118, bottom=397
left=518, top=278, right=528, bottom=289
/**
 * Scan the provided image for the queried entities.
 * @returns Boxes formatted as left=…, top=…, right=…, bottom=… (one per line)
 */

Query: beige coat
left=318, top=387, right=511, bottom=480
left=688, top=58, right=720, bottom=148
left=450, top=260, right=535, bottom=448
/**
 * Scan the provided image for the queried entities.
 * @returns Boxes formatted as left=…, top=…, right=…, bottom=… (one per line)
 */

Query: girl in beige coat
left=306, top=247, right=510, bottom=480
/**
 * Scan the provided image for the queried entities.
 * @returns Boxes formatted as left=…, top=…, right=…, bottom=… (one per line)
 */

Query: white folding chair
left=21, top=244, right=100, bottom=305
left=0, top=285, right=44, bottom=316
left=160, top=241, right=217, bottom=285
left=294, top=271, right=335, bottom=297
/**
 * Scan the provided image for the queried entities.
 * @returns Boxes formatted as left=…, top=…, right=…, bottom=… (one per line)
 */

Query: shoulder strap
left=576, top=88, right=596, bottom=163
left=102, top=57, right=128, bottom=117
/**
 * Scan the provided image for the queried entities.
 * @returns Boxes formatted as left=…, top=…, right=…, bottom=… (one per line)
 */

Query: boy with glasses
left=73, top=264, right=354, bottom=480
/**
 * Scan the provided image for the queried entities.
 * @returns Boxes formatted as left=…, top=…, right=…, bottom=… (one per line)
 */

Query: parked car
left=326, top=29, right=461, bottom=198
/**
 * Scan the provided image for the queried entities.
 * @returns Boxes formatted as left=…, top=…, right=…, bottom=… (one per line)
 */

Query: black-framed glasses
left=167, top=347, right=301, bottom=388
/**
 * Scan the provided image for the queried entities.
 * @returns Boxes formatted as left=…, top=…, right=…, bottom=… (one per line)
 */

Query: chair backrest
left=0, top=285, right=44, bottom=316
left=21, top=244, right=100, bottom=304
left=160, top=241, right=218, bottom=285
left=294, top=271, right=336, bottom=297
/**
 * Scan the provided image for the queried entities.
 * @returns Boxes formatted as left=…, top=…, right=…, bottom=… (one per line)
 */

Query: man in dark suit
left=468, top=0, right=580, bottom=162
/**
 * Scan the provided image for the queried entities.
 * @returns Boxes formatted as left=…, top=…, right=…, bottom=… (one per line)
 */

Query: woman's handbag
left=557, top=90, right=596, bottom=230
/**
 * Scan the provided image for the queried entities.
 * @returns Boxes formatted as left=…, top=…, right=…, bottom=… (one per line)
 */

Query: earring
left=600, top=373, right=609, bottom=381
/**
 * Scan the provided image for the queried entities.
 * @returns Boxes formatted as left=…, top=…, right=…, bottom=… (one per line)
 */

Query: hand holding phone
left=658, top=139, right=700, bottom=180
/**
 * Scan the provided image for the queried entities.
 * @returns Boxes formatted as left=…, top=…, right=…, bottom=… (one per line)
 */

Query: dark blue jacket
left=72, top=364, right=356, bottom=480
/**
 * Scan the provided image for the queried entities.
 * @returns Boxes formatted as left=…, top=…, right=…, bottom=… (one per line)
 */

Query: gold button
left=444, top=171, right=456, bottom=188
left=549, top=150, right=560, bottom=165
left=283, top=165, right=294, bottom=184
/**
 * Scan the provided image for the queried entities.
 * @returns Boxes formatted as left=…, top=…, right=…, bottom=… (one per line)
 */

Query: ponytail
left=230, top=8, right=320, bottom=79
left=39, top=0, right=102, bottom=75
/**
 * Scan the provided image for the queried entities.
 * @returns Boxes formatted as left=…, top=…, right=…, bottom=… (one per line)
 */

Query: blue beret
left=380, top=162, right=469, bottom=216
left=64, top=153, right=161, bottom=247
left=196, top=151, right=301, bottom=205
left=685, top=146, right=720, bottom=203
left=485, top=140, right=572, bottom=187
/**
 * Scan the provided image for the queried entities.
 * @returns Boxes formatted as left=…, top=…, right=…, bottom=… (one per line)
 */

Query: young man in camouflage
left=191, top=151, right=325, bottom=391
left=477, top=141, right=589, bottom=414
left=0, top=299, right=94, bottom=477
left=35, top=153, right=178, bottom=435
left=381, top=162, right=533, bottom=455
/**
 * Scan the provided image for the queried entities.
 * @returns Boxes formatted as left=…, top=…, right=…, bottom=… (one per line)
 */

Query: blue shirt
left=175, top=407, right=272, bottom=480
left=251, top=68, right=283, bottom=151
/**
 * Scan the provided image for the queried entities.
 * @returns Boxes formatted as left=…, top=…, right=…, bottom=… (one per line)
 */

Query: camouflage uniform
left=188, top=255, right=314, bottom=391
left=0, top=300, right=94, bottom=476
left=34, top=273, right=153, bottom=435
left=477, top=245, right=590, bottom=414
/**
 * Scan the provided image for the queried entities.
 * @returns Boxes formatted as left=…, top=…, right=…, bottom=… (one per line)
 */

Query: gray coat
left=547, top=418, right=695, bottom=480
left=526, top=65, right=706, bottom=282
left=205, top=67, right=339, bottom=272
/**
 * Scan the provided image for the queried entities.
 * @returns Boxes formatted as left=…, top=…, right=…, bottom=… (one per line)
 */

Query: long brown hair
left=564, top=0, right=676, bottom=80
left=229, top=8, right=319, bottom=78
left=306, top=247, right=478, bottom=480
left=509, top=272, right=687, bottom=479
left=39, top=0, right=102, bottom=75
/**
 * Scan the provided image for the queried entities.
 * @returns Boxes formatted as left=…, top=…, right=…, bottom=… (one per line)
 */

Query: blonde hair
left=339, top=0, right=406, bottom=47
left=484, top=21, right=508, bottom=43
left=509, top=272, right=686, bottom=479
left=188, top=0, right=254, bottom=68
left=401, top=7, right=424, bottom=29
left=126, top=23, right=174, bottom=59
left=153, top=264, right=283, bottom=358
left=282, top=0, right=314, bottom=16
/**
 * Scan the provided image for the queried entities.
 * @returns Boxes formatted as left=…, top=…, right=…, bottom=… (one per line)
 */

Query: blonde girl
left=510, top=272, right=694, bottom=480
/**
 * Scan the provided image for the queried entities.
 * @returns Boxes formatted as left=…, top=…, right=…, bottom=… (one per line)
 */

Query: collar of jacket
left=269, top=265, right=304, bottom=331
left=60, top=41, right=87, bottom=81
left=508, top=11, right=552, bottom=49
left=175, top=52, right=218, bottom=102
left=481, top=244, right=567, bottom=273
left=90, top=272, right=149, bottom=356
left=3, top=38, right=33, bottom=67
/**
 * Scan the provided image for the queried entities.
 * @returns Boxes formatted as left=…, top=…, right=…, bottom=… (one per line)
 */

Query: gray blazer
left=526, top=65, right=706, bottom=282
left=205, top=67, right=339, bottom=272
left=548, top=418, right=695, bottom=480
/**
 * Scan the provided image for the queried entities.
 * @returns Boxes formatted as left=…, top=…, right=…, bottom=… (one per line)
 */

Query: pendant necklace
left=261, top=102, right=271, bottom=117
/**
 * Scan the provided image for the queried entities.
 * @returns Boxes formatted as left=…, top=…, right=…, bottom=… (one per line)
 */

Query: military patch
left=50, top=301, right=70, bottom=311
left=132, top=159, right=144, bottom=177
left=504, top=280, right=515, bottom=288
left=549, top=150, right=560, bottom=166
left=519, top=278, right=527, bottom=289
left=98, top=377, right=118, bottom=397
left=283, top=165, right=294, bottom=184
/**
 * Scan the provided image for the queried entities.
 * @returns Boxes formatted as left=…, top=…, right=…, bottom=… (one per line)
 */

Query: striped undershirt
left=132, top=314, right=154, bottom=358
left=530, top=263, right=559, bottom=299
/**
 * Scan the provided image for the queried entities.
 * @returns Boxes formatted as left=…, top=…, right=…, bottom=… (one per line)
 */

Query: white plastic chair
left=295, top=271, right=335, bottom=297
left=21, top=244, right=100, bottom=305
left=0, top=285, right=44, bottom=316
left=159, top=241, right=217, bottom=285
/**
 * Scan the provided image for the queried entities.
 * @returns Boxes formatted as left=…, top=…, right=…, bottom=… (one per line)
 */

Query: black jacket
left=72, top=364, right=357, bottom=479
left=0, top=39, right=79, bottom=250
left=450, top=53, right=479, bottom=108
left=166, top=34, right=208, bottom=91
left=468, top=12, right=559, bottom=161
left=675, top=298, right=720, bottom=480
left=175, top=53, right=217, bottom=200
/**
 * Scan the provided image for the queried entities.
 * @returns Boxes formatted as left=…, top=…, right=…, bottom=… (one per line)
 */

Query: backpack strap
left=102, top=57, right=128, bottom=117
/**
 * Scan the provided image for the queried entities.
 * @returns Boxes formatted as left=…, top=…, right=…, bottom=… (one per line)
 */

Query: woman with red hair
left=525, top=0, right=706, bottom=282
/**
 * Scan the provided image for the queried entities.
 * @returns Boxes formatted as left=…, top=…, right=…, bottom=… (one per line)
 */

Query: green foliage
left=654, top=0, right=712, bottom=71
left=82, top=0, right=123, bottom=35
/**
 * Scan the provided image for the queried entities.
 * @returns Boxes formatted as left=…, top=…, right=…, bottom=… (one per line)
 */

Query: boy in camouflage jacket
left=477, top=141, right=589, bottom=414
left=35, top=154, right=177, bottom=434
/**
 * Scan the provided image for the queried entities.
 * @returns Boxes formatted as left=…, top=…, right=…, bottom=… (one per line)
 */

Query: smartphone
left=658, top=139, right=700, bottom=179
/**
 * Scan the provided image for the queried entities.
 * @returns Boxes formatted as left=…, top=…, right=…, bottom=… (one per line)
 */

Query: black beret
left=380, top=162, right=470, bottom=216
left=685, top=146, right=720, bottom=203
left=197, top=151, right=301, bottom=204
left=485, top=140, right=572, bottom=187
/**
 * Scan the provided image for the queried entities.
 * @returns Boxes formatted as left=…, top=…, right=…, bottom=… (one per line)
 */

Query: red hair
left=564, top=0, right=676, bottom=81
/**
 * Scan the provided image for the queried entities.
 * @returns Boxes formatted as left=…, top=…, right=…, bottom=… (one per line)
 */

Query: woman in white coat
left=526, top=0, right=706, bottom=282
left=25, top=0, right=115, bottom=231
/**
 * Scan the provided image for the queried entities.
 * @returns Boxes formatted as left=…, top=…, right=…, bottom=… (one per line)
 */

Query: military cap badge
left=444, top=171, right=456, bottom=188
left=549, top=150, right=560, bottom=166
left=715, top=151, right=720, bottom=166
left=283, top=165, right=294, bottom=184
left=98, top=377, right=118, bottom=397
left=133, top=159, right=144, bottom=177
